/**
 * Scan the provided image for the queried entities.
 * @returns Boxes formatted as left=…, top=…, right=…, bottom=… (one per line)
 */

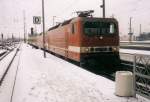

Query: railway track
left=0, top=50, right=13, bottom=61
left=0, top=50, right=7, bottom=57
left=0, top=43, right=21, bottom=102
left=0, top=45, right=20, bottom=86
left=0, top=42, right=17, bottom=61
left=120, top=60, right=133, bottom=71
left=82, top=61, right=133, bottom=81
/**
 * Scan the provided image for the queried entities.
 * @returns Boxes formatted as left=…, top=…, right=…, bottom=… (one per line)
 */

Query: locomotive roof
left=48, top=17, right=118, bottom=31
left=78, top=17, right=118, bottom=22
left=48, top=18, right=73, bottom=31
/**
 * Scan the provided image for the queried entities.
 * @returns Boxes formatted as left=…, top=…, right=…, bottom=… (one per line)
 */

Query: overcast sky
left=0, top=0, right=150, bottom=38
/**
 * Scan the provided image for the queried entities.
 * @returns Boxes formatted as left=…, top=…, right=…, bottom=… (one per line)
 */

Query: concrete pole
left=1, top=33, right=3, bottom=49
left=103, top=0, right=105, bottom=18
left=100, top=0, right=105, bottom=18
left=139, top=24, right=142, bottom=35
left=23, top=10, right=26, bottom=43
left=53, top=16, right=56, bottom=26
left=42, top=0, right=46, bottom=58
left=129, top=17, right=132, bottom=34
left=129, top=17, right=132, bottom=42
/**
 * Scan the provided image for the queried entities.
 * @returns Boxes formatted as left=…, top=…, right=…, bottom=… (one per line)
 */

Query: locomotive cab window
left=84, top=21, right=117, bottom=36
left=71, top=23, right=75, bottom=34
left=110, top=23, right=115, bottom=34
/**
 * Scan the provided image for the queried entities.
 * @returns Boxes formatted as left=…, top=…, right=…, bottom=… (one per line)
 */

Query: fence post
left=133, top=54, right=136, bottom=97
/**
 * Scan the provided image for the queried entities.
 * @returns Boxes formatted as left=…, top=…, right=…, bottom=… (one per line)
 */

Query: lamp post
left=42, top=0, right=46, bottom=58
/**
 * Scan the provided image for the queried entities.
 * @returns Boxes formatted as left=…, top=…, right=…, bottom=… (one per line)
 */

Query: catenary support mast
left=42, top=0, right=46, bottom=58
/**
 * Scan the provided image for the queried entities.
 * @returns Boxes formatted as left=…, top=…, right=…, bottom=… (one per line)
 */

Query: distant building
left=120, top=34, right=137, bottom=41
left=136, top=32, right=150, bottom=41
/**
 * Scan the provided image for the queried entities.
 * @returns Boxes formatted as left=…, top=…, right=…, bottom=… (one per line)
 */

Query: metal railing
left=120, top=52, right=150, bottom=99
left=133, top=54, right=150, bottom=99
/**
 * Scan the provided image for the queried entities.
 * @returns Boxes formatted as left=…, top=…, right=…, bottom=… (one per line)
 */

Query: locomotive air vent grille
left=93, top=47, right=111, bottom=52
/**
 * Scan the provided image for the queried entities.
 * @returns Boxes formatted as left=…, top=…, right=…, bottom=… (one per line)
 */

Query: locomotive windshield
left=84, top=21, right=117, bottom=36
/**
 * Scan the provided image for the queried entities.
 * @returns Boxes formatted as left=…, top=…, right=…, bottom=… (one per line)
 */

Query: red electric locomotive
left=29, top=11, right=120, bottom=66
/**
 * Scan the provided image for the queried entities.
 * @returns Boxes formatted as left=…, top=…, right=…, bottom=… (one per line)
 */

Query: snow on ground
left=120, top=49, right=150, bottom=55
left=9, top=43, right=149, bottom=102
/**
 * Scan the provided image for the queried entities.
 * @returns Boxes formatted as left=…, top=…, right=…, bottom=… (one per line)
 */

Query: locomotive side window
left=71, top=24, right=75, bottom=34
left=84, top=21, right=117, bottom=36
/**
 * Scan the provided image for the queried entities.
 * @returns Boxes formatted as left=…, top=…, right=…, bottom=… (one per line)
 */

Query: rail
left=0, top=50, right=13, bottom=61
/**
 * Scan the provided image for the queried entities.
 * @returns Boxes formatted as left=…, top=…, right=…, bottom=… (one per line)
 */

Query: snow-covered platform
left=8, top=44, right=149, bottom=102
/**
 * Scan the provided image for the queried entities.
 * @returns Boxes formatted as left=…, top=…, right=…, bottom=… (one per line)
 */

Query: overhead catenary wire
left=56, top=0, right=80, bottom=17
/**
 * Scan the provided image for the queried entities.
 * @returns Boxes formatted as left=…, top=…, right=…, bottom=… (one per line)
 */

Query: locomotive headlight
left=81, top=47, right=90, bottom=53
left=85, top=48, right=89, bottom=52
left=112, top=46, right=119, bottom=52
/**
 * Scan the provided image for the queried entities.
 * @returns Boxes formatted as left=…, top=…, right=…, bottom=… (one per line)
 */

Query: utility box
left=115, top=71, right=134, bottom=97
